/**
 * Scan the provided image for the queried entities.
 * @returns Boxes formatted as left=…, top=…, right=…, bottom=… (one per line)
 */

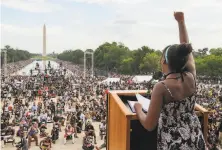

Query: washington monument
left=43, top=24, right=46, bottom=57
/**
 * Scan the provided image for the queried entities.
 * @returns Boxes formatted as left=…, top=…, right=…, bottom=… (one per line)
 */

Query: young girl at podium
left=134, top=12, right=207, bottom=150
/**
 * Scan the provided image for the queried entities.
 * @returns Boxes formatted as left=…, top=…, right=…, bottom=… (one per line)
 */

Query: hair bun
left=177, top=43, right=193, bottom=56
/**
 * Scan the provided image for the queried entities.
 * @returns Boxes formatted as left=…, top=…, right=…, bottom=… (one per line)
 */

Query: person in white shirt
left=99, top=121, right=106, bottom=131
left=65, top=91, right=68, bottom=96
left=80, top=112, right=85, bottom=130
left=45, top=101, right=49, bottom=109
left=4, top=104, right=9, bottom=112
left=45, top=91, right=48, bottom=97
left=7, top=92, right=11, bottom=100
left=39, top=112, right=47, bottom=122
left=9, top=86, right=12, bottom=92
left=24, top=105, right=28, bottom=112
left=80, top=113, right=85, bottom=121
left=27, top=90, right=31, bottom=97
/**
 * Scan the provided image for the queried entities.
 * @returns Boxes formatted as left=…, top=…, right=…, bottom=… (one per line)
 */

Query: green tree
left=196, top=55, right=222, bottom=76
left=73, top=49, right=84, bottom=64
left=197, top=48, right=208, bottom=57
left=119, top=57, right=134, bottom=74
left=1, top=45, right=32, bottom=65
left=94, top=42, right=130, bottom=72
left=56, top=42, right=221, bottom=77
left=140, top=52, right=161, bottom=73
left=209, top=48, right=222, bottom=56
left=130, top=46, right=154, bottom=74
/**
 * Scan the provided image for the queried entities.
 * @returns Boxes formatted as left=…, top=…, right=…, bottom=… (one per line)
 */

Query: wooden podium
left=107, top=90, right=209, bottom=150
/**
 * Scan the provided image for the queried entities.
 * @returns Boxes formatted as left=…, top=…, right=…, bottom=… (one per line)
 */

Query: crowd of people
left=1, top=60, right=106, bottom=150
left=1, top=58, right=222, bottom=150
left=195, top=83, right=222, bottom=149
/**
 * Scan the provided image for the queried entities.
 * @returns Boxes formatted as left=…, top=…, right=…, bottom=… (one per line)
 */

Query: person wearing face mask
left=63, top=124, right=75, bottom=144
left=134, top=12, right=207, bottom=150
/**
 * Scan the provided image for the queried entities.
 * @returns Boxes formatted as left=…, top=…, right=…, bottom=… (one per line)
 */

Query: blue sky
left=1, top=0, right=222, bottom=54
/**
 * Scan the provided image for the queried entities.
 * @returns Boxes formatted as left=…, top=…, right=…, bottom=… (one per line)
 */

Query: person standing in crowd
left=134, top=12, right=206, bottom=149
left=80, top=111, right=86, bottom=130
left=50, top=100, right=56, bottom=116
left=38, top=87, right=42, bottom=101
left=31, top=103, right=38, bottom=113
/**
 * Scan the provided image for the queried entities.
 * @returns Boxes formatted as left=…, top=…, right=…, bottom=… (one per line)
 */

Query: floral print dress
left=157, top=83, right=206, bottom=150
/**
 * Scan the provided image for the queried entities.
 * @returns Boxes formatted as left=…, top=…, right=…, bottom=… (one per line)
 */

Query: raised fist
left=174, top=12, right=184, bottom=22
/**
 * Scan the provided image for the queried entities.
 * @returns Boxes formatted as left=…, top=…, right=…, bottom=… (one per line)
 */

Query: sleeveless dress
left=157, top=83, right=206, bottom=150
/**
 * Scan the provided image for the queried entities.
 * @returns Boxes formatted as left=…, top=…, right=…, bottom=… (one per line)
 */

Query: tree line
left=57, top=42, right=222, bottom=77
left=2, top=43, right=221, bottom=77
left=1, top=45, right=39, bottom=67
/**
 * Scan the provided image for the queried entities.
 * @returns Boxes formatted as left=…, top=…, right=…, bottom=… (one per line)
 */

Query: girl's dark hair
left=163, top=43, right=193, bottom=73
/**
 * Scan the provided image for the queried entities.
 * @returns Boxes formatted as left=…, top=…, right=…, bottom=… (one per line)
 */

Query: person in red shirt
left=64, top=124, right=75, bottom=144
left=38, top=89, right=42, bottom=101
left=45, top=86, right=48, bottom=91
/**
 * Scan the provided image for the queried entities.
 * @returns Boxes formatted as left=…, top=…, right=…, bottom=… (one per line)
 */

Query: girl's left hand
left=134, top=103, right=142, bottom=112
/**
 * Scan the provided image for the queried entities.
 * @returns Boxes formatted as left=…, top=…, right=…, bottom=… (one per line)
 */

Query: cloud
left=1, top=24, right=63, bottom=37
left=1, top=0, right=63, bottom=13
left=1, top=0, right=222, bottom=53
left=113, top=19, right=137, bottom=25
left=66, top=0, right=146, bottom=4
left=1, top=23, right=65, bottom=53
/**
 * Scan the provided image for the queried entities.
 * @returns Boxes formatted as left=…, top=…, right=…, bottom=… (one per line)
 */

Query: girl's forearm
left=136, top=110, right=147, bottom=129
left=178, top=21, right=189, bottom=43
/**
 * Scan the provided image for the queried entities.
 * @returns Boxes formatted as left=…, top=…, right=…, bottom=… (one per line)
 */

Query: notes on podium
left=128, top=94, right=150, bottom=113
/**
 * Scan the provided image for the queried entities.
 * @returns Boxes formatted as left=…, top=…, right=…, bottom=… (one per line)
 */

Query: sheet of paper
left=136, top=94, right=150, bottom=112
left=127, top=100, right=137, bottom=113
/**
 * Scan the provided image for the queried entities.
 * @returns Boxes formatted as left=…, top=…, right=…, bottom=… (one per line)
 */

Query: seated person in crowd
left=70, top=113, right=78, bottom=138
left=31, top=103, right=38, bottom=113
left=27, top=122, right=39, bottom=148
left=85, top=121, right=97, bottom=144
left=40, top=136, right=52, bottom=150
left=2, top=126, right=15, bottom=145
left=40, top=111, right=48, bottom=123
left=99, top=120, right=106, bottom=133
left=64, top=124, right=75, bottom=144
left=98, top=135, right=106, bottom=150
left=16, top=132, right=28, bottom=150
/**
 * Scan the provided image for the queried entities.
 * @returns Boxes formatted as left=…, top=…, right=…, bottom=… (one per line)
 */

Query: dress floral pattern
left=157, top=95, right=206, bottom=150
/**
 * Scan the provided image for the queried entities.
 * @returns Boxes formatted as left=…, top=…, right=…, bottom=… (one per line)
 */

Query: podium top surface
left=109, top=90, right=147, bottom=95
left=108, top=90, right=208, bottom=120
left=108, top=90, right=147, bottom=120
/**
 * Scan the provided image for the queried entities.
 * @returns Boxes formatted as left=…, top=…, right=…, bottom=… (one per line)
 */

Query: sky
left=1, top=0, right=222, bottom=54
